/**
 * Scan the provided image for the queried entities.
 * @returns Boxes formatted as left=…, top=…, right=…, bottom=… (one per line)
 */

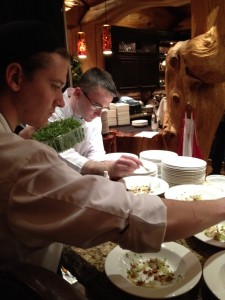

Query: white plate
left=133, top=160, right=158, bottom=176
left=203, top=250, right=225, bottom=299
left=105, top=242, right=202, bottom=299
left=104, top=152, right=138, bottom=160
left=140, top=150, right=178, bottom=163
left=206, top=174, right=225, bottom=184
left=194, top=221, right=225, bottom=248
left=132, top=119, right=148, bottom=127
left=164, top=184, right=224, bottom=201
left=162, top=156, right=206, bottom=169
left=123, top=175, right=169, bottom=195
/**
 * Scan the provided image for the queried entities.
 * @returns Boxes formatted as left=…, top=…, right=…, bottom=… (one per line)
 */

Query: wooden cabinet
left=105, top=26, right=190, bottom=93
left=109, top=55, right=158, bottom=91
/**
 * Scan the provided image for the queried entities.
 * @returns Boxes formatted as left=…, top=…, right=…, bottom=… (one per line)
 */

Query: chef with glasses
left=48, top=67, right=143, bottom=180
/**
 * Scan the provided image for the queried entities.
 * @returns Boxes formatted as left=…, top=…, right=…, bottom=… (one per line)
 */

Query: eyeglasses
left=81, top=89, right=110, bottom=111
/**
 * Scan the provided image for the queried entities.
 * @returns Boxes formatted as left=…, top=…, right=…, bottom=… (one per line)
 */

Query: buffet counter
left=60, top=237, right=220, bottom=300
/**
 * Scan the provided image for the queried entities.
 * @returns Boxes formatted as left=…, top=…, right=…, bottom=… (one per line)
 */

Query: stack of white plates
left=139, top=150, right=178, bottom=178
left=108, top=103, right=117, bottom=127
left=115, top=103, right=130, bottom=126
left=101, top=110, right=109, bottom=134
left=161, top=156, right=207, bottom=187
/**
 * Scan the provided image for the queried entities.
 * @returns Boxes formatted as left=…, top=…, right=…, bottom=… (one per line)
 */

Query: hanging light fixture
left=102, top=1, right=112, bottom=55
left=77, top=3, right=87, bottom=59
left=77, top=31, right=87, bottom=58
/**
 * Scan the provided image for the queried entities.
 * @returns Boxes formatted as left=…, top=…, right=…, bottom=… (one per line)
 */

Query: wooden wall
left=65, top=5, right=191, bottom=72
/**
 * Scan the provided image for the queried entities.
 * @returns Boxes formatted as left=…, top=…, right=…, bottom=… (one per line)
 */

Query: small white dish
left=105, top=242, right=202, bottom=299
left=123, top=175, right=169, bottom=195
left=132, top=119, right=148, bottom=127
left=203, top=250, right=225, bottom=299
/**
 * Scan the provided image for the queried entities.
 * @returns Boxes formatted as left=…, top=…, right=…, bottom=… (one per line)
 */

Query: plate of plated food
left=164, top=184, right=224, bottom=201
left=194, top=221, right=225, bottom=248
left=105, top=242, right=202, bottom=299
left=123, top=175, right=169, bottom=196
left=203, top=250, right=225, bottom=299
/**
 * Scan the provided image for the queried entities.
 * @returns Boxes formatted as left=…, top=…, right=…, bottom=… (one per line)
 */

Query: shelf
left=105, top=26, right=190, bottom=92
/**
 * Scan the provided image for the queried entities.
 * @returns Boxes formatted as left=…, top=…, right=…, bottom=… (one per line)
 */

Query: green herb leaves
left=33, top=117, right=84, bottom=152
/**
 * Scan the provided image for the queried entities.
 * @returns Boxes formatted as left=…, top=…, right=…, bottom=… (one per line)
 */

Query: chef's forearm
left=163, top=197, right=225, bottom=241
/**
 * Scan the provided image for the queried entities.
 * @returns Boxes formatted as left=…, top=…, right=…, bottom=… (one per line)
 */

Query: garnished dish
left=204, top=224, right=225, bottom=242
left=195, top=222, right=225, bottom=248
left=164, top=184, right=224, bottom=201
left=180, top=193, right=202, bottom=201
left=128, top=185, right=151, bottom=195
left=105, top=242, right=202, bottom=299
left=126, top=253, right=182, bottom=288
left=123, top=176, right=169, bottom=196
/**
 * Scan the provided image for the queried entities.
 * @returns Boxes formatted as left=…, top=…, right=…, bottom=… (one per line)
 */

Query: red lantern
left=77, top=31, right=87, bottom=59
left=102, top=24, right=112, bottom=55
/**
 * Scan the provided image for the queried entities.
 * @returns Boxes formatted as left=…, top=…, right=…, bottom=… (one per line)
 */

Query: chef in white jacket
left=49, top=86, right=106, bottom=173
left=22, top=68, right=143, bottom=179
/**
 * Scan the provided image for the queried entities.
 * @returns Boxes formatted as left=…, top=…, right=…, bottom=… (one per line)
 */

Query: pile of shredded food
left=126, top=253, right=182, bottom=288
left=204, top=224, right=225, bottom=242
left=128, top=185, right=151, bottom=195
left=180, top=193, right=202, bottom=201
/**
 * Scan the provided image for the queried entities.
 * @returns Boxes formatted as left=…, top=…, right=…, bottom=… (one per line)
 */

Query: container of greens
left=33, top=117, right=84, bottom=153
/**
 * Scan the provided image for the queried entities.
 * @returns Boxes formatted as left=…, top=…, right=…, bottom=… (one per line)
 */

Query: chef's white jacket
left=0, top=114, right=166, bottom=273
left=49, top=90, right=106, bottom=172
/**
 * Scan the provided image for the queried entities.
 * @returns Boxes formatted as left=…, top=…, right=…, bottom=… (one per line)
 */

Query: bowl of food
left=123, top=175, right=169, bottom=196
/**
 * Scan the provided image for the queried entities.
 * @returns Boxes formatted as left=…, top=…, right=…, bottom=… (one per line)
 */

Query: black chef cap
left=0, top=20, right=65, bottom=68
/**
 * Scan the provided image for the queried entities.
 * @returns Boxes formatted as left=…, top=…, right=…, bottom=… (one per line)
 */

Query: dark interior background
left=0, top=0, right=65, bottom=44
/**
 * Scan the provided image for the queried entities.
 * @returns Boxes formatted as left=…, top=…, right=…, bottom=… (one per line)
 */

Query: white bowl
left=123, top=175, right=169, bottom=196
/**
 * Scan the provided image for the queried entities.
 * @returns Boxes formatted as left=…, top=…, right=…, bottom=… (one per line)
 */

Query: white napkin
left=135, top=131, right=158, bottom=138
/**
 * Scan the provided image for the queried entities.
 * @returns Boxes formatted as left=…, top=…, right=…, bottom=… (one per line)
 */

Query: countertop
left=109, top=124, right=153, bottom=133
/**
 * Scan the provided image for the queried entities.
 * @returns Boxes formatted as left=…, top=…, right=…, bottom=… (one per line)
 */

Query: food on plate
left=128, top=185, right=151, bottom=195
left=125, top=253, right=182, bottom=288
left=204, top=224, right=225, bottom=242
left=180, top=193, right=202, bottom=201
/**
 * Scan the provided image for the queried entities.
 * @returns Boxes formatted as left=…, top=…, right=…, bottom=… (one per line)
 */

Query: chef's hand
left=106, top=155, right=142, bottom=180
